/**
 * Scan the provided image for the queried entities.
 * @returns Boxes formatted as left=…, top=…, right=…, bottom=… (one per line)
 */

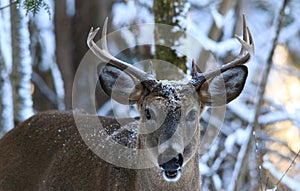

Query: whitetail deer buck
left=0, top=16, right=253, bottom=191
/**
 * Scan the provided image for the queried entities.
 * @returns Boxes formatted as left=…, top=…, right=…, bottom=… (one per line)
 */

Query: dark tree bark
left=73, top=0, right=114, bottom=70
left=72, top=0, right=114, bottom=110
left=54, top=0, right=114, bottom=110
left=54, top=0, right=74, bottom=109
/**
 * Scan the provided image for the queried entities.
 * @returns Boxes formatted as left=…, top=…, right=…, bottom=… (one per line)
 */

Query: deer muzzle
left=158, top=153, right=183, bottom=182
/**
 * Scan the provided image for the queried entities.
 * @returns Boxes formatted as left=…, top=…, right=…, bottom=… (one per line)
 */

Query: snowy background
left=0, top=0, right=300, bottom=190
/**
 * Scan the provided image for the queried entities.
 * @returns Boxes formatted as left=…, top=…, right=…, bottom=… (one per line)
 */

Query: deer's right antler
left=87, top=18, right=158, bottom=91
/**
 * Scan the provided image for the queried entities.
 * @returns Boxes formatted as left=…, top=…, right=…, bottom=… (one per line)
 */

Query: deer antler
left=87, top=18, right=157, bottom=90
left=191, top=14, right=254, bottom=90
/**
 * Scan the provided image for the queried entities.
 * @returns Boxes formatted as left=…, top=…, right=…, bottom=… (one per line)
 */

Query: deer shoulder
left=0, top=111, right=137, bottom=191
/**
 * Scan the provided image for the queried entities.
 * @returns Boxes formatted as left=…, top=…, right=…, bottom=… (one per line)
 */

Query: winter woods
left=0, top=0, right=300, bottom=190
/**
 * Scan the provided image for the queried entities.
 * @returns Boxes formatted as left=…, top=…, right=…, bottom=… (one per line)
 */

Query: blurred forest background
left=0, top=0, right=300, bottom=190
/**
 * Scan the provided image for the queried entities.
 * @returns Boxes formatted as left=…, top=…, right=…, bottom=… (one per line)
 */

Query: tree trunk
left=153, top=0, right=188, bottom=80
left=72, top=0, right=114, bottom=110
left=10, top=1, right=34, bottom=125
left=29, top=1, right=65, bottom=112
left=54, top=0, right=74, bottom=109
left=73, top=0, right=114, bottom=70
left=0, top=51, right=13, bottom=136
left=55, top=0, right=114, bottom=110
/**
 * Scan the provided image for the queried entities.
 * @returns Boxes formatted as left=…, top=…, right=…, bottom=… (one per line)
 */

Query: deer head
left=87, top=15, right=254, bottom=182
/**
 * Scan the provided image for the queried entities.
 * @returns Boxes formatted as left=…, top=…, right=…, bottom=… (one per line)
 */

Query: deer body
left=0, top=16, right=253, bottom=191
left=0, top=111, right=199, bottom=190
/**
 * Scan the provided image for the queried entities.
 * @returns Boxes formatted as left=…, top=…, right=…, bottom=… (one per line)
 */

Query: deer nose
left=158, top=153, right=183, bottom=182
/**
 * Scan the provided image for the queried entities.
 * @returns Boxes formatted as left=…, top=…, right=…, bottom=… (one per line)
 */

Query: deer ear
left=199, top=66, right=248, bottom=106
left=99, top=64, right=145, bottom=105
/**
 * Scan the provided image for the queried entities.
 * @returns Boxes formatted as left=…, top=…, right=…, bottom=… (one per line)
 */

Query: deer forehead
left=142, top=81, right=200, bottom=110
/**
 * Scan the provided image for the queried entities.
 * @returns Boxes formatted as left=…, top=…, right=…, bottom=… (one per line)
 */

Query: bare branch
left=0, top=1, right=17, bottom=11
left=275, top=149, right=300, bottom=187
left=228, top=0, right=289, bottom=190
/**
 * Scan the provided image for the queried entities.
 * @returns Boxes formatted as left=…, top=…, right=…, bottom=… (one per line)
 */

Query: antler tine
left=239, top=14, right=248, bottom=55
left=101, top=17, right=109, bottom=52
left=191, top=14, right=254, bottom=89
left=247, top=26, right=255, bottom=54
left=191, top=60, right=198, bottom=77
left=87, top=19, right=157, bottom=90
left=219, top=14, right=254, bottom=71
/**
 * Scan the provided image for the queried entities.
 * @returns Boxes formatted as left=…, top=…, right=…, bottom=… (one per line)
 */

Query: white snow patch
left=212, top=174, right=222, bottom=190
left=112, top=1, right=137, bottom=26
left=17, top=7, right=34, bottom=121
left=120, top=28, right=136, bottom=49
left=199, top=162, right=210, bottom=175
left=0, top=0, right=12, bottom=71
left=66, top=0, right=75, bottom=17
left=113, top=1, right=153, bottom=27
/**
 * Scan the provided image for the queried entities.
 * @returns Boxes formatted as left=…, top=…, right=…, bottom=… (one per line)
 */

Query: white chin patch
left=162, top=170, right=182, bottom=182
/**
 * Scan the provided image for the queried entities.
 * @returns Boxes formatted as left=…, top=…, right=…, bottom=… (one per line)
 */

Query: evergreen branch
left=22, top=0, right=51, bottom=17
left=0, top=0, right=51, bottom=17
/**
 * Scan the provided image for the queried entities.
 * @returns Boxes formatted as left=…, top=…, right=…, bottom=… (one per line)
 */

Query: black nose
left=158, top=154, right=183, bottom=181
left=158, top=153, right=183, bottom=171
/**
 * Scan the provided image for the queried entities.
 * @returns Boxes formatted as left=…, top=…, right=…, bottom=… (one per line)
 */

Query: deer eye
left=145, top=108, right=152, bottom=120
left=186, top=110, right=197, bottom=121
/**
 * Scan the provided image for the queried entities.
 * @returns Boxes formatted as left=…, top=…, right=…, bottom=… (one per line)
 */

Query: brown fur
left=0, top=111, right=200, bottom=191
left=0, top=111, right=136, bottom=191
